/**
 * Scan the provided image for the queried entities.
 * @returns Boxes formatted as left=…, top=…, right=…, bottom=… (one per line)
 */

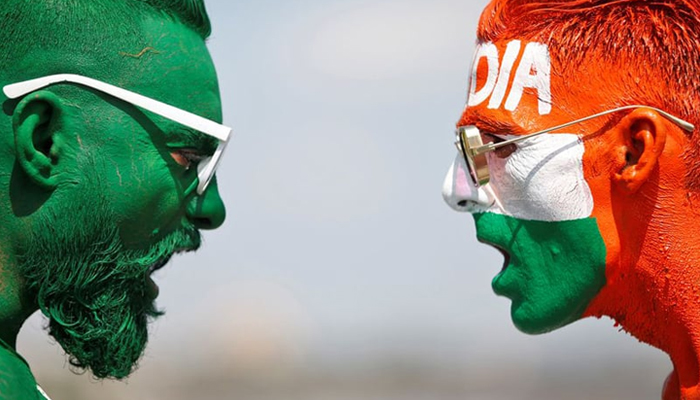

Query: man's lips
left=149, top=256, right=171, bottom=274
left=148, top=248, right=194, bottom=274
left=146, top=248, right=195, bottom=298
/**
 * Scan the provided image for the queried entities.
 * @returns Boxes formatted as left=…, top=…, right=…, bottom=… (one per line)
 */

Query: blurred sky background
left=19, top=0, right=672, bottom=399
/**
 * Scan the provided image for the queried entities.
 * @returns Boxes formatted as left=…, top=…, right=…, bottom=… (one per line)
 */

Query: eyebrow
left=169, top=126, right=219, bottom=154
left=459, top=111, right=527, bottom=137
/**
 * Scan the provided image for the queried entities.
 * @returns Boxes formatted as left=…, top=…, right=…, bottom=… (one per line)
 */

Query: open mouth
left=147, top=247, right=194, bottom=275
left=148, top=255, right=173, bottom=275
left=495, top=245, right=511, bottom=272
left=479, top=241, right=511, bottom=272
left=144, top=248, right=194, bottom=298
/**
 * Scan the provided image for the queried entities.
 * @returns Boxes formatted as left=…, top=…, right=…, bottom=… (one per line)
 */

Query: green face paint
left=0, top=6, right=226, bottom=384
left=18, top=181, right=200, bottom=379
left=14, top=16, right=223, bottom=379
left=73, top=15, right=226, bottom=249
left=0, top=0, right=226, bottom=393
left=474, top=213, right=607, bottom=334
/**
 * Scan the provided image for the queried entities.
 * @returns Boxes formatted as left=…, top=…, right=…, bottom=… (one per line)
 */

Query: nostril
left=457, top=200, right=468, bottom=207
left=193, top=217, right=213, bottom=230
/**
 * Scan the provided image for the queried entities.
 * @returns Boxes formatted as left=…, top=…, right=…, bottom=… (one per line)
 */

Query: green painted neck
left=0, top=254, right=36, bottom=349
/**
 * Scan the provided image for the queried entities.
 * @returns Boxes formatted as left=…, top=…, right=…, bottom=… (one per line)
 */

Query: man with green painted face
left=0, top=1, right=228, bottom=399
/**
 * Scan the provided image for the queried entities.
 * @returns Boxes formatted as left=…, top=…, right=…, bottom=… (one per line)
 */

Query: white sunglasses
left=3, top=73, right=231, bottom=195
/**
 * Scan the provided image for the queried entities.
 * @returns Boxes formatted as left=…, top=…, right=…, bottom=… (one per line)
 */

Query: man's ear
left=12, top=91, right=66, bottom=191
left=612, top=108, right=668, bottom=193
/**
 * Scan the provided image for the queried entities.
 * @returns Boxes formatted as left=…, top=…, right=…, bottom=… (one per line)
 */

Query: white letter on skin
left=505, top=42, right=552, bottom=115
left=468, top=43, right=499, bottom=108
left=488, top=40, right=521, bottom=110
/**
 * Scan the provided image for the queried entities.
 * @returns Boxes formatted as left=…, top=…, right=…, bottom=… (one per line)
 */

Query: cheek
left=98, top=142, right=185, bottom=245
left=580, top=140, right=621, bottom=270
left=118, top=177, right=184, bottom=247
left=489, top=134, right=594, bottom=221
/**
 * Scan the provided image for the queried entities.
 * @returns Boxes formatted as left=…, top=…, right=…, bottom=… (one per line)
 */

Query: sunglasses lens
left=458, top=132, right=478, bottom=183
left=196, top=140, right=229, bottom=195
left=195, top=156, right=213, bottom=194
left=458, top=126, right=490, bottom=186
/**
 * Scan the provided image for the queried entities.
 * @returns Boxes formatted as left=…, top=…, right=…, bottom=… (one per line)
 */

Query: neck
left=586, top=232, right=700, bottom=399
left=0, top=254, right=35, bottom=349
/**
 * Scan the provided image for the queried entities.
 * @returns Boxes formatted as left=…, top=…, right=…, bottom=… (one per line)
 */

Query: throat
left=0, top=263, right=37, bottom=349
left=585, top=257, right=700, bottom=395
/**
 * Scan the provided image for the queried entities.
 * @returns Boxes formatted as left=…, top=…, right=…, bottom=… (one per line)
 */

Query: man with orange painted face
left=442, top=1, right=700, bottom=399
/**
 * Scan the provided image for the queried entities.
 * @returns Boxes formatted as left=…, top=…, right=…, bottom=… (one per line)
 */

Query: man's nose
left=186, top=175, right=226, bottom=230
left=442, top=155, right=495, bottom=213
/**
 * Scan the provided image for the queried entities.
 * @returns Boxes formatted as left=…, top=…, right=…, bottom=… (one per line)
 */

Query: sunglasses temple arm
left=5, top=74, right=232, bottom=142
left=473, top=105, right=694, bottom=155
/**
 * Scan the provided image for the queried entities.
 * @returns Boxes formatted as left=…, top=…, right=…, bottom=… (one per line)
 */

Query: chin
left=510, top=300, right=582, bottom=335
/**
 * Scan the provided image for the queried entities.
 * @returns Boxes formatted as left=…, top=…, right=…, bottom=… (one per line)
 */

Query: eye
left=170, top=149, right=205, bottom=170
left=483, top=133, right=517, bottom=159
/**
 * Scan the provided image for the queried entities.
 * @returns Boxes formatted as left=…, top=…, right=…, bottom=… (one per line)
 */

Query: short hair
left=0, top=0, right=211, bottom=81
left=142, top=0, right=211, bottom=38
left=0, top=0, right=215, bottom=185
left=473, top=0, right=700, bottom=188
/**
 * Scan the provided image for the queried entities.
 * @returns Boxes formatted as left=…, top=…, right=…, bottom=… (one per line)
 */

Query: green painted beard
left=474, top=213, right=607, bottom=334
left=17, top=193, right=200, bottom=379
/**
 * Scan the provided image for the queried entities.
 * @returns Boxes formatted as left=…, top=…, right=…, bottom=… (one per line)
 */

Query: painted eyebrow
left=471, top=117, right=526, bottom=137
left=169, top=126, right=219, bottom=154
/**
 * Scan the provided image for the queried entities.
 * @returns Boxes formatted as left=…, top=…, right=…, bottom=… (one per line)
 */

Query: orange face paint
left=445, top=1, right=700, bottom=397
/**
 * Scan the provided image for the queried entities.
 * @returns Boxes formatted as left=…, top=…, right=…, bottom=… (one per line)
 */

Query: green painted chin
left=474, top=213, right=607, bottom=334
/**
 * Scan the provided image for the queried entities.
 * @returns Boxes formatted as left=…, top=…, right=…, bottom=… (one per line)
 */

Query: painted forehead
left=466, top=40, right=552, bottom=119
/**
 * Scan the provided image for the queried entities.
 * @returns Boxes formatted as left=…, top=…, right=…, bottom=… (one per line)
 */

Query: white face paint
left=505, top=42, right=551, bottom=115
left=488, top=40, right=521, bottom=110
left=467, top=40, right=552, bottom=116
left=488, top=133, right=593, bottom=220
left=445, top=39, right=588, bottom=221
left=468, top=43, right=499, bottom=108
left=443, top=133, right=594, bottom=222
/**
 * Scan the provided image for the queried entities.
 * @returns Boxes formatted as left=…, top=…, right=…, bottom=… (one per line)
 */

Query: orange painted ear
left=612, top=108, right=668, bottom=193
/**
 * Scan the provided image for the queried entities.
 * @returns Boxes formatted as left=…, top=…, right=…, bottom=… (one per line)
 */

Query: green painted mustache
left=18, top=203, right=201, bottom=379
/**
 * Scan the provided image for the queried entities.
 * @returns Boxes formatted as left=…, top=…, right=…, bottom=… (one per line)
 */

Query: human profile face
left=17, top=16, right=227, bottom=378
left=442, top=39, right=611, bottom=334
left=92, top=16, right=227, bottom=247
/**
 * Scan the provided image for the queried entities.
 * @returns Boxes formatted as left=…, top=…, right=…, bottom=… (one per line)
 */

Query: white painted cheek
left=442, top=154, right=495, bottom=213
left=488, top=134, right=594, bottom=221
